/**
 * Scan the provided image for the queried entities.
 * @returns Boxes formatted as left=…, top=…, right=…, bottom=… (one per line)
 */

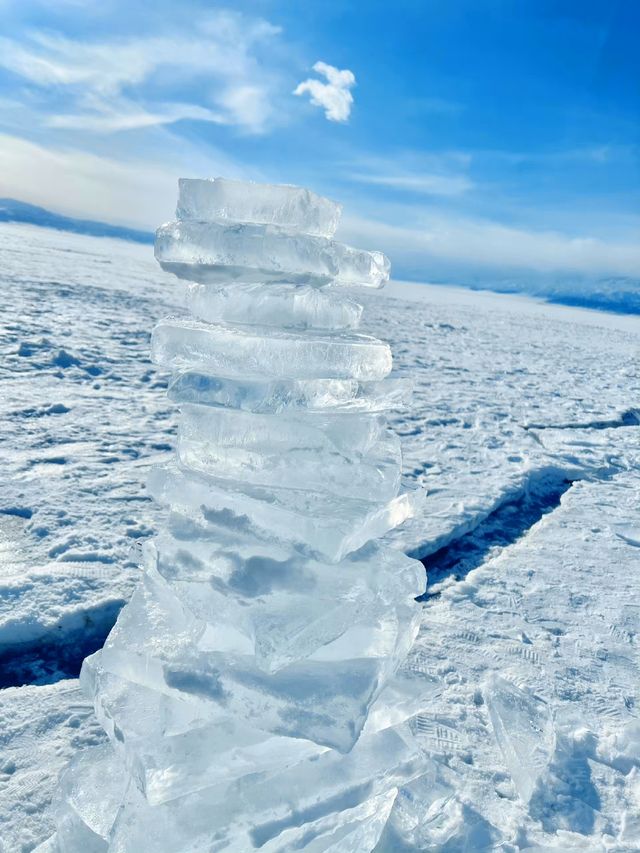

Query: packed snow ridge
left=36, top=178, right=434, bottom=852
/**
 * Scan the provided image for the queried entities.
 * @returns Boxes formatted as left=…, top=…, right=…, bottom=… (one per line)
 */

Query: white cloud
left=294, top=61, right=355, bottom=122
left=352, top=171, right=473, bottom=197
left=339, top=209, right=640, bottom=279
left=0, top=132, right=248, bottom=229
left=0, top=12, right=282, bottom=134
left=47, top=103, right=229, bottom=133
left=346, top=151, right=473, bottom=197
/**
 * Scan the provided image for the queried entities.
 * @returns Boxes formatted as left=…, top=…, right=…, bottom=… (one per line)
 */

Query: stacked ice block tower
left=40, top=179, right=432, bottom=853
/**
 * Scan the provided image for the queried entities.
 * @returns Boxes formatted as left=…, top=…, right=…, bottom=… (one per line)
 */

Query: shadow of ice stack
left=40, top=179, right=432, bottom=853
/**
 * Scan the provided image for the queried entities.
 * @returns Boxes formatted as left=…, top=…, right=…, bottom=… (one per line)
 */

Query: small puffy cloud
left=294, top=61, right=355, bottom=122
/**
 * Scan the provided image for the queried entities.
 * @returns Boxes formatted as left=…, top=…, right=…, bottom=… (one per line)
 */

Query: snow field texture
left=0, top=216, right=638, bottom=851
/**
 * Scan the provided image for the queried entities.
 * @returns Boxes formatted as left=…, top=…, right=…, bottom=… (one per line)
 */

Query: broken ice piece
left=151, top=317, right=392, bottom=381
left=149, top=526, right=425, bottom=672
left=107, top=726, right=422, bottom=853
left=99, top=572, right=421, bottom=752
left=176, top=177, right=342, bottom=238
left=185, top=282, right=363, bottom=330
left=52, top=742, right=125, bottom=851
left=168, top=372, right=412, bottom=414
left=483, top=674, right=554, bottom=803
left=147, top=462, right=423, bottom=562
left=155, top=220, right=390, bottom=288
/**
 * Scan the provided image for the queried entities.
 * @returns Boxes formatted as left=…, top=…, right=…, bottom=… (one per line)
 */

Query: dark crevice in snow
left=0, top=600, right=124, bottom=689
left=525, top=408, right=639, bottom=431
left=417, top=469, right=574, bottom=600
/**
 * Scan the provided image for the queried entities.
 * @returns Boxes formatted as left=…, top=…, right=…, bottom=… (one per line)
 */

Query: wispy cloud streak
left=0, top=12, right=282, bottom=133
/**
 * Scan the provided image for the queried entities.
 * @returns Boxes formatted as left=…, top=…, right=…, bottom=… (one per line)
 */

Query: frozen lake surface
left=0, top=222, right=638, bottom=851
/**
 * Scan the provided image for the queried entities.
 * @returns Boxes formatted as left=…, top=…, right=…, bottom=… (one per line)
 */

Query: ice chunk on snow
left=185, top=281, right=363, bottom=330
left=147, top=462, right=422, bottom=562
left=105, top=724, right=423, bottom=853
left=98, top=577, right=419, bottom=752
left=40, top=178, right=426, bottom=853
left=176, top=177, right=342, bottom=238
left=155, top=220, right=390, bottom=288
left=168, top=372, right=412, bottom=414
left=151, top=317, right=392, bottom=381
left=54, top=743, right=124, bottom=844
left=483, top=674, right=555, bottom=803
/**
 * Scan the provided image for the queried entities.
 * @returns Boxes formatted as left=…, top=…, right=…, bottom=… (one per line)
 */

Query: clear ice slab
left=96, top=567, right=420, bottom=752
left=155, top=220, right=390, bottom=288
left=176, top=405, right=402, bottom=501
left=151, top=317, right=392, bottom=381
left=81, top=642, right=435, bottom=810
left=148, top=520, right=425, bottom=672
left=185, top=281, right=363, bottom=330
left=168, top=371, right=413, bottom=414
left=176, top=177, right=342, bottom=238
left=179, top=405, right=388, bottom=456
left=147, top=462, right=422, bottom=562
left=105, top=721, right=426, bottom=853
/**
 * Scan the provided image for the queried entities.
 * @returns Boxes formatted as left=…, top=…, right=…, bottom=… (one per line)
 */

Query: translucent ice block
left=83, top=657, right=325, bottom=806
left=148, top=527, right=424, bottom=672
left=151, top=317, right=392, bottom=381
left=82, top=653, right=216, bottom=747
left=107, top=723, right=425, bottom=853
left=49, top=815, right=106, bottom=853
left=168, top=372, right=412, bottom=414
left=175, top=405, right=399, bottom=500
left=54, top=743, right=125, bottom=845
left=483, top=674, right=554, bottom=803
left=179, top=405, right=387, bottom=456
left=147, top=462, right=423, bottom=562
left=176, top=177, right=342, bottom=237
left=86, top=660, right=431, bottom=811
left=177, top=411, right=402, bottom=502
left=155, top=220, right=390, bottom=288
left=96, top=571, right=418, bottom=751
left=98, top=571, right=419, bottom=752
left=185, top=282, right=363, bottom=330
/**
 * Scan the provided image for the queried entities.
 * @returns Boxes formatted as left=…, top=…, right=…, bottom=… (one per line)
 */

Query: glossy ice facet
left=156, top=220, right=390, bottom=288
left=168, top=372, right=413, bottom=414
left=185, top=281, right=363, bottom=330
left=151, top=317, right=392, bottom=381
left=147, top=462, right=422, bottom=563
left=176, top=177, right=342, bottom=237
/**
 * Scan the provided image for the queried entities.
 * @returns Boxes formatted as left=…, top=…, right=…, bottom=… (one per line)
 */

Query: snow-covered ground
left=0, top=222, right=638, bottom=851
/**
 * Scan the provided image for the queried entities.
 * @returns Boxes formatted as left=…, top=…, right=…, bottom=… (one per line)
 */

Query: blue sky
left=0, top=0, right=638, bottom=285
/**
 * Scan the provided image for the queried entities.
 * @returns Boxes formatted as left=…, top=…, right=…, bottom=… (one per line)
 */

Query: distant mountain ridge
left=1, top=198, right=637, bottom=316
left=0, top=199, right=154, bottom=244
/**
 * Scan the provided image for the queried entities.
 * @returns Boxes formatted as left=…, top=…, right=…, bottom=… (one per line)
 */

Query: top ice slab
left=177, top=178, right=342, bottom=238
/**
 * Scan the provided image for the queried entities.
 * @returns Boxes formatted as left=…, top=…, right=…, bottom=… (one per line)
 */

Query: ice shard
left=39, top=179, right=430, bottom=852
left=168, top=372, right=413, bottom=414
left=176, top=177, right=342, bottom=238
left=155, top=220, right=390, bottom=288
left=185, top=281, right=363, bottom=330
left=151, top=317, right=392, bottom=381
